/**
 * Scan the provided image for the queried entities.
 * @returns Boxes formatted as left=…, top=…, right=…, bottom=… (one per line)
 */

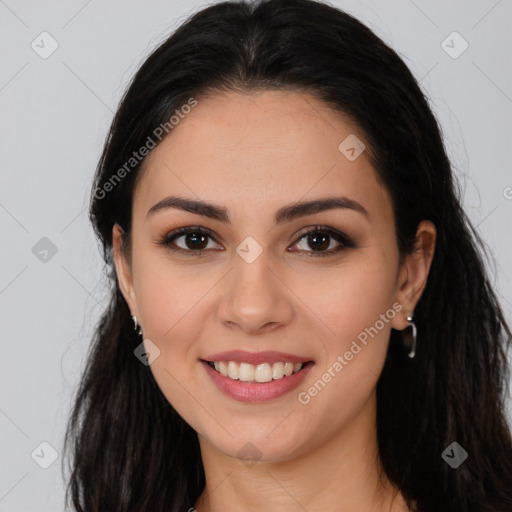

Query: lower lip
left=201, top=361, right=314, bottom=403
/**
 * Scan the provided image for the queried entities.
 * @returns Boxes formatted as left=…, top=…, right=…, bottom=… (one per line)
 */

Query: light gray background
left=1, top=0, right=511, bottom=510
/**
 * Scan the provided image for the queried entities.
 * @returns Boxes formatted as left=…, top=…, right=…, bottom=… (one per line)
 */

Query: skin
left=113, top=89, right=436, bottom=512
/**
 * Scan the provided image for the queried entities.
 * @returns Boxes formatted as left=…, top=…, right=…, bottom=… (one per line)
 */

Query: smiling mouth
left=204, top=360, right=314, bottom=383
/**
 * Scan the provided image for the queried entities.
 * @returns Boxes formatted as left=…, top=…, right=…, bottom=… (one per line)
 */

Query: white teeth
left=272, top=362, right=284, bottom=379
left=227, top=361, right=239, bottom=380
left=255, top=363, right=273, bottom=382
left=209, top=360, right=305, bottom=382
left=218, top=361, right=228, bottom=376
left=239, top=362, right=255, bottom=382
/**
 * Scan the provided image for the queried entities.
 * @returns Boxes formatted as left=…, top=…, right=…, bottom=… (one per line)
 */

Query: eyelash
left=157, top=225, right=356, bottom=258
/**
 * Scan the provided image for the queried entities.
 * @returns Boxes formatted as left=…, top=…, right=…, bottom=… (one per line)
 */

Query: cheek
left=305, top=248, right=398, bottom=404
left=294, top=276, right=397, bottom=442
left=133, top=260, right=210, bottom=427
left=312, top=256, right=397, bottom=345
left=133, top=250, right=208, bottom=346
left=131, top=252, right=216, bottom=389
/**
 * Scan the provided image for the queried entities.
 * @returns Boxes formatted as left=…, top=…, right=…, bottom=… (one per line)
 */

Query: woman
left=63, top=0, right=512, bottom=511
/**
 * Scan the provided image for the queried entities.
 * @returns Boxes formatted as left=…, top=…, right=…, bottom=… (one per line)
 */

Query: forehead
left=133, top=90, right=392, bottom=226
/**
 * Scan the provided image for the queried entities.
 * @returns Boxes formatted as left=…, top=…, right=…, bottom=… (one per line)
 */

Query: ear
left=391, top=220, right=437, bottom=330
left=112, top=223, right=138, bottom=316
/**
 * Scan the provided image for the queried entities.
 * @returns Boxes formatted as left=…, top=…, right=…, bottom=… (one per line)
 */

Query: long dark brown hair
left=63, top=1, right=512, bottom=510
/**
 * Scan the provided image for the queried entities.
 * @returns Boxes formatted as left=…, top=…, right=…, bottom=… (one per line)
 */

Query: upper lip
left=202, top=350, right=313, bottom=365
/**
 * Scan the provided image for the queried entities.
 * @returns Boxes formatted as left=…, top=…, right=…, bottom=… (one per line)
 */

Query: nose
left=217, top=255, right=295, bottom=335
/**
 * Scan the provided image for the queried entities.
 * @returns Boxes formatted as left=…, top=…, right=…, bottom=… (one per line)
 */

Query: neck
left=194, top=393, right=409, bottom=512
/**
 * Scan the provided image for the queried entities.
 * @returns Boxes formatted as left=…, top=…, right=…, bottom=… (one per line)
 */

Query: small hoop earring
left=132, top=315, right=143, bottom=336
left=402, top=313, right=417, bottom=359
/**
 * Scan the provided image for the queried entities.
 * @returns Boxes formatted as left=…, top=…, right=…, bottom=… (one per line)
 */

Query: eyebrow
left=146, top=195, right=369, bottom=223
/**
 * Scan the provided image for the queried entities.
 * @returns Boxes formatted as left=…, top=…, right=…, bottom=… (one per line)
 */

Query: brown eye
left=159, top=226, right=221, bottom=255
left=177, top=231, right=209, bottom=250
left=289, top=226, right=356, bottom=257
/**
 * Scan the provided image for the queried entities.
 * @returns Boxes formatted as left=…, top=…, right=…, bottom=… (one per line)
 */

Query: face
left=113, top=89, right=434, bottom=464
